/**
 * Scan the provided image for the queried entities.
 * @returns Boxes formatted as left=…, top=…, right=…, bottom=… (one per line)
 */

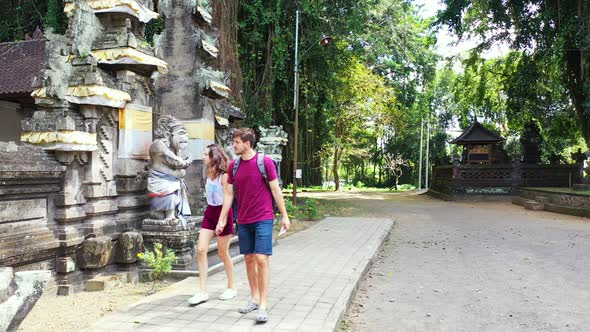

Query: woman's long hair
left=206, top=144, right=229, bottom=178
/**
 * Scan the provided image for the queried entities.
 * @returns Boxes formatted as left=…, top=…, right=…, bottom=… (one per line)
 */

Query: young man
left=216, top=128, right=290, bottom=323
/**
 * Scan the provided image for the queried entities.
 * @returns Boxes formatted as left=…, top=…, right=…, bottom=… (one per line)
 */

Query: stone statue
left=147, top=115, right=192, bottom=220
left=571, top=148, right=586, bottom=164
left=256, top=125, right=288, bottom=162
left=549, top=153, right=562, bottom=165
left=521, top=121, right=542, bottom=164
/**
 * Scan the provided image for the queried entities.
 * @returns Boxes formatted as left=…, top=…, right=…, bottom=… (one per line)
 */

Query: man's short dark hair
left=233, top=128, right=256, bottom=147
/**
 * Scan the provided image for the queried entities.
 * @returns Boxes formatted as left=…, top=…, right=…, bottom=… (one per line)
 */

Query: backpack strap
left=231, top=157, right=241, bottom=224
left=257, top=153, right=268, bottom=180
left=232, top=157, right=241, bottom=180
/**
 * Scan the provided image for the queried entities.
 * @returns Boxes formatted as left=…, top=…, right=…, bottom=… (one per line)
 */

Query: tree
left=437, top=0, right=590, bottom=148
left=236, top=0, right=438, bottom=187
left=324, top=56, right=395, bottom=191
left=0, top=0, right=67, bottom=42
left=384, top=152, right=409, bottom=189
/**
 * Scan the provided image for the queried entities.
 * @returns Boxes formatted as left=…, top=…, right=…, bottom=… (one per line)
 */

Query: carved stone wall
left=1, top=0, right=242, bottom=292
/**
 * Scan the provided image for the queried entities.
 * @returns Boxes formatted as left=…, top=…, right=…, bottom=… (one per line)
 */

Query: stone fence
left=431, top=162, right=582, bottom=197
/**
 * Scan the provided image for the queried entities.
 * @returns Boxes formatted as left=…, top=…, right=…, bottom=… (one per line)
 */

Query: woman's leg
left=197, top=229, right=216, bottom=292
left=217, top=234, right=234, bottom=289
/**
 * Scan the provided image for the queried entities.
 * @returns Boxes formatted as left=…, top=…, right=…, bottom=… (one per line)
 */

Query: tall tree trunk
left=333, top=147, right=340, bottom=191
left=324, top=160, right=329, bottom=185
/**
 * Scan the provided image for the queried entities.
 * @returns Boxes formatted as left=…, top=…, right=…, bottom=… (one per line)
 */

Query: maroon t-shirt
left=228, top=154, right=277, bottom=224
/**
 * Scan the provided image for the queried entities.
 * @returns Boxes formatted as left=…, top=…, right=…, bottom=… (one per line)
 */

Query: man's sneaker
left=187, top=292, right=208, bottom=305
left=219, top=288, right=237, bottom=300
left=238, top=301, right=259, bottom=314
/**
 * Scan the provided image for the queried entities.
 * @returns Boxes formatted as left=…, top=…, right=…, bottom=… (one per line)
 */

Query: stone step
left=523, top=200, right=544, bottom=211
left=572, top=184, right=590, bottom=191
left=84, top=271, right=139, bottom=292
left=511, top=196, right=527, bottom=206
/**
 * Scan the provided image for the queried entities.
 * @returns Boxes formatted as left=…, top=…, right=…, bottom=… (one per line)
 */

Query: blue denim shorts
left=238, top=219, right=273, bottom=255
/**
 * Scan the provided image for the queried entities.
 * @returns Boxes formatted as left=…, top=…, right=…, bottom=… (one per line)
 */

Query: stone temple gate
left=0, top=0, right=245, bottom=295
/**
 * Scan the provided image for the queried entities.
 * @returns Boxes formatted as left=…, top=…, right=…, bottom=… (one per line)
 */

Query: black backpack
left=231, top=153, right=280, bottom=225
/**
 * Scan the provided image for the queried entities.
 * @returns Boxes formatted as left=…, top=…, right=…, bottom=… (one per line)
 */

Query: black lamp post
left=292, top=9, right=331, bottom=205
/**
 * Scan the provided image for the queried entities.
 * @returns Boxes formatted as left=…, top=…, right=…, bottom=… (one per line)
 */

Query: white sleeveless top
left=205, top=175, right=224, bottom=206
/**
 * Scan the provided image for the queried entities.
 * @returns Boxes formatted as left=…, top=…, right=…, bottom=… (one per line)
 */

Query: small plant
left=284, top=198, right=298, bottom=220
left=301, top=198, right=321, bottom=220
left=137, top=242, right=176, bottom=292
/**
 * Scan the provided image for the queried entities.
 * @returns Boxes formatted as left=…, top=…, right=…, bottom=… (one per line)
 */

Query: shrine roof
left=0, top=39, right=46, bottom=97
left=450, top=122, right=504, bottom=145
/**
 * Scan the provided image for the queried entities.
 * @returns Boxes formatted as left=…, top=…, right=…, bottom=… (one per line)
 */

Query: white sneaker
left=218, top=288, right=237, bottom=300
left=188, top=292, right=208, bottom=305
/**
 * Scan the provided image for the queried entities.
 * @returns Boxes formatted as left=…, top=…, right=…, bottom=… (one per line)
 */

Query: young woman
left=188, top=144, right=236, bottom=304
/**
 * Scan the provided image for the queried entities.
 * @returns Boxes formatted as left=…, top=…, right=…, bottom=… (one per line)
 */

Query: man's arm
left=216, top=173, right=234, bottom=235
left=269, top=179, right=290, bottom=230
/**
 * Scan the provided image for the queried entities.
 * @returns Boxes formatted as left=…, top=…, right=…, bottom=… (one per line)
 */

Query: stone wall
left=0, top=0, right=239, bottom=294
left=518, top=188, right=590, bottom=209
left=432, top=163, right=581, bottom=198
left=0, top=143, right=65, bottom=272
left=0, top=0, right=157, bottom=294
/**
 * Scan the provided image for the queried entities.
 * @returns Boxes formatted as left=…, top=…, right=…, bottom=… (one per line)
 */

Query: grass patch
left=316, top=198, right=360, bottom=216
left=283, top=184, right=416, bottom=194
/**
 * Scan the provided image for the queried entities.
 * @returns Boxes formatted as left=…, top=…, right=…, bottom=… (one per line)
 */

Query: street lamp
left=292, top=9, right=332, bottom=205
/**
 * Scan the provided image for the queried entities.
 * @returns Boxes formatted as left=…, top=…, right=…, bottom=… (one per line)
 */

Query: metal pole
left=292, top=9, right=300, bottom=205
left=418, top=118, right=424, bottom=189
left=425, top=117, right=430, bottom=189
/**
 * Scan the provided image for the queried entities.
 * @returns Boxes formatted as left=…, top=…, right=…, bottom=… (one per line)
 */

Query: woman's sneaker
left=219, top=288, right=237, bottom=300
left=187, top=292, right=209, bottom=305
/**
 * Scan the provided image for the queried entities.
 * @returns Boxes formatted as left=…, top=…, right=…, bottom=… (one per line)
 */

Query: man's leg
left=252, top=219, right=273, bottom=323
left=244, top=254, right=260, bottom=303
left=255, top=254, right=270, bottom=309
left=238, top=223, right=260, bottom=311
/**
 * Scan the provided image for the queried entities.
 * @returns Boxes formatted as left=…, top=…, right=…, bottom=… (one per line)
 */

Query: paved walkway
left=85, top=217, right=393, bottom=332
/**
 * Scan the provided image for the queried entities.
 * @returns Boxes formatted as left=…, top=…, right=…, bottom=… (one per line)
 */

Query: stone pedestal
left=116, top=231, right=144, bottom=264
left=141, top=217, right=200, bottom=270
left=77, top=236, right=114, bottom=270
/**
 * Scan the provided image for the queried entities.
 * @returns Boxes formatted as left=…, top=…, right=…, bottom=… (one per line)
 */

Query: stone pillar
left=155, top=0, right=232, bottom=214
left=511, top=159, right=522, bottom=188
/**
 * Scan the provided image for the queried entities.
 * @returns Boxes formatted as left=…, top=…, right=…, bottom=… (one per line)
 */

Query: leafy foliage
left=237, top=0, right=438, bottom=188
left=437, top=0, right=590, bottom=148
left=0, top=0, right=67, bottom=42
left=284, top=198, right=321, bottom=221
left=137, top=242, right=176, bottom=283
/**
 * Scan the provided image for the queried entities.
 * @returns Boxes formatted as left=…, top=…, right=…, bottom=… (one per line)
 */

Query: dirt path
left=303, top=191, right=590, bottom=332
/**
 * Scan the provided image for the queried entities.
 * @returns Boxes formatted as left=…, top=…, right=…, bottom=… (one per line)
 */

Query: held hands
left=215, top=220, right=226, bottom=236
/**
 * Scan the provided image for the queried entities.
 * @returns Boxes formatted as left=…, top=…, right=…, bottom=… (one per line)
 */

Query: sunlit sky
left=412, top=0, right=510, bottom=59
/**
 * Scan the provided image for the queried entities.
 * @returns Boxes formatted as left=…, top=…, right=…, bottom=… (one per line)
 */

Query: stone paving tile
left=84, top=217, right=392, bottom=332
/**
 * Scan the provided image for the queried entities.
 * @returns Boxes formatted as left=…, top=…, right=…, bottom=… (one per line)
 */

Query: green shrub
left=396, top=184, right=416, bottom=191
left=137, top=242, right=176, bottom=290
left=301, top=198, right=321, bottom=220
left=284, top=198, right=298, bottom=220
left=281, top=198, right=322, bottom=221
